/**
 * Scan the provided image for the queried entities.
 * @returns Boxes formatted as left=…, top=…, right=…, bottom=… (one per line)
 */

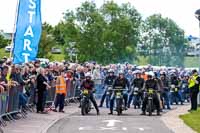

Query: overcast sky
left=0, top=0, right=200, bottom=37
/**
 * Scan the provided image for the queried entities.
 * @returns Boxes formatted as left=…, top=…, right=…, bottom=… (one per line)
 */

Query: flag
left=13, top=0, right=42, bottom=64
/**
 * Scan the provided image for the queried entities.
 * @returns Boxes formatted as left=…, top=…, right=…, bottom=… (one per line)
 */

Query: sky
left=0, top=0, right=200, bottom=37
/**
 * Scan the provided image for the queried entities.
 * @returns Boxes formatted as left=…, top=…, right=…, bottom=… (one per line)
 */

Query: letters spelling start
left=22, top=0, right=36, bottom=63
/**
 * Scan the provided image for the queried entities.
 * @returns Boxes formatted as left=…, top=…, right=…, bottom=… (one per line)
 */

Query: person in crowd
left=128, top=70, right=144, bottom=108
left=109, top=70, right=130, bottom=115
left=92, top=65, right=102, bottom=99
left=170, top=74, right=183, bottom=105
left=53, top=70, right=67, bottom=113
left=126, top=70, right=134, bottom=83
left=99, top=69, right=116, bottom=108
left=160, top=72, right=171, bottom=110
left=36, top=68, right=51, bottom=114
left=80, top=72, right=100, bottom=115
left=0, top=68, right=6, bottom=93
left=154, top=72, right=164, bottom=111
left=180, top=75, right=190, bottom=102
left=141, top=69, right=148, bottom=81
left=141, top=72, right=161, bottom=116
left=188, top=69, right=200, bottom=111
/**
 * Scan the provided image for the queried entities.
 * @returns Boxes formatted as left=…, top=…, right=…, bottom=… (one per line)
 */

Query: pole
left=10, top=0, right=20, bottom=59
left=198, top=21, right=200, bottom=106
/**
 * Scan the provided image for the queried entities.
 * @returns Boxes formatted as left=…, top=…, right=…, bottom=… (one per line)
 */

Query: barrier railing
left=93, top=79, right=104, bottom=99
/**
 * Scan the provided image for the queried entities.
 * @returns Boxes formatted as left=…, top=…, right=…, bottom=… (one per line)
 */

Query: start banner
left=13, top=0, right=42, bottom=64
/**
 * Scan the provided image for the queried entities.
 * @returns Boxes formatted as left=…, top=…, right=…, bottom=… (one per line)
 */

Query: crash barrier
left=0, top=78, right=82, bottom=130
left=0, top=86, right=27, bottom=128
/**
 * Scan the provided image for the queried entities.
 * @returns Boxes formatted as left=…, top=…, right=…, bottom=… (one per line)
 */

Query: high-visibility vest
left=56, top=76, right=67, bottom=95
left=188, top=75, right=198, bottom=89
left=141, top=74, right=148, bottom=81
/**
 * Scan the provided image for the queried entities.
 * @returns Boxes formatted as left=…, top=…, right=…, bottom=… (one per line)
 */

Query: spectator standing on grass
left=188, top=69, right=200, bottom=112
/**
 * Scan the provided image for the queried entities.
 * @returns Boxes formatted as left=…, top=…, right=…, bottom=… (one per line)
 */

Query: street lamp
left=195, top=9, right=200, bottom=106
left=195, top=9, right=200, bottom=38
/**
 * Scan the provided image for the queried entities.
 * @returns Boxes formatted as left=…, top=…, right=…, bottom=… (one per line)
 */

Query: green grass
left=0, top=48, right=10, bottom=58
left=0, top=48, right=65, bottom=62
left=180, top=108, right=200, bottom=133
left=51, top=54, right=65, bottom=62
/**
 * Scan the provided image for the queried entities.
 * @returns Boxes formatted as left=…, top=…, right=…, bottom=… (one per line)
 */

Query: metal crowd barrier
left=65, top=79, right=79, bottom=104
left=93, top=79, right=104, bottom=99
left=0, top=85, right=28, bottom=130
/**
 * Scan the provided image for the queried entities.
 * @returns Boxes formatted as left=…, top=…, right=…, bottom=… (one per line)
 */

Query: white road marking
left=100, top=127, right=117, bottom=130
left=9, top=130, right=24, bottom=133
left=102, top=119, right=122, bottom=127
left=19, top=125, right=40, bottom=128
left=139, top=128, right=145, bottom=131
left=79, top=127, right=92, bottom=131
left=122, top=127, right=127, bottom=131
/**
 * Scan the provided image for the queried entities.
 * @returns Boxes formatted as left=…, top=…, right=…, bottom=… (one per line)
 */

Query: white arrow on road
left=102, top=120, right=122, bottom=127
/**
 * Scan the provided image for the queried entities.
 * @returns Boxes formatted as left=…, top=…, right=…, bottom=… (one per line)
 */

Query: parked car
left=36, top=58, right=50, bottom=64
left=51, top=47, right=61, bottom=54
left=5, top=45, right=12, bottom=52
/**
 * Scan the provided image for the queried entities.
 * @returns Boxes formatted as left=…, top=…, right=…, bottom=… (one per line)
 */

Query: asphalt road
left=47, top=106, right=174, bottom=133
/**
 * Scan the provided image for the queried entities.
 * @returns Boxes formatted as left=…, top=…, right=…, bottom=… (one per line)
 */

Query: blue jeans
left=170, top=91, right=183, bottom=105
left=162, top=90, right=171, bottom=109
left=99, top=88, right=110, bottom=108
left=19, top=92, right=28, bottom=108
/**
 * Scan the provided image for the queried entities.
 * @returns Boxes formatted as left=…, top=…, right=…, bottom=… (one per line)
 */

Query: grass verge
left=180, top=108, right=200, bottom=133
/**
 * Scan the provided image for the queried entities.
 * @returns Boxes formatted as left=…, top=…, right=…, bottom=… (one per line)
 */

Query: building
left=0, top=30, right=12, bottom=40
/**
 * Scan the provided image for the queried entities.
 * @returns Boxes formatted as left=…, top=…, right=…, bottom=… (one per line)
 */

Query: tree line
left=1, top=1, right=187, bottom=66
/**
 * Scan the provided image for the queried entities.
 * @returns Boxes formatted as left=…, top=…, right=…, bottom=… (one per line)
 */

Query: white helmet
left=135, top=70, right=141, bottom=74
left=148, top=71, right=155, bottom=77
left=118, top=70, right=124, bottom=75
left=85, top=72, right=91, bottom=77
left=108, top=69, right=114, bottom=73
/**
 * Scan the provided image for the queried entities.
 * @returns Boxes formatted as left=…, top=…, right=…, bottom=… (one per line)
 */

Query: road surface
left=47, top=106, right=173, bottom=133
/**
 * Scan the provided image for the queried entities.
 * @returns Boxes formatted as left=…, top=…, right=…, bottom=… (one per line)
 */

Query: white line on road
left=102, top=119, right=122, bottom=127
left=8, top=130, right=24, bottom=133
left=139, top=128, right=145, bottom=131
left=122, top=127, right=127, bottom=131
left=19, top=125, right=40, bottom=128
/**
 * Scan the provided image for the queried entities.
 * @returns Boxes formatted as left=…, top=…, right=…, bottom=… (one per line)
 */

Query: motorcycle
left=132, top=87, right=141, bottom=109
left=81, top=89, right=92, bottom=115
left=170, top=84, right=180, bottom=105
left=146, top=88, right=155, bottom=116
left=105, top=85, right=113, bottom=108
left=111, top=87, right=126, bottom=116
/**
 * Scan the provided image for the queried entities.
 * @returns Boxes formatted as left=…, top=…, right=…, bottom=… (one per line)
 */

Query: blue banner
left=13, top=0, right=42, bottom=64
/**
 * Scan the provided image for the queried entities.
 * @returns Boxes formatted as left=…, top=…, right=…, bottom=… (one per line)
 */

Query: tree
left=0, top=33, right=10, bottom=48
left=37, top=23, right=55, bottom=59
left=57, top=1, right=141, bottom=64
left=140, top=14, right=186, bottom=66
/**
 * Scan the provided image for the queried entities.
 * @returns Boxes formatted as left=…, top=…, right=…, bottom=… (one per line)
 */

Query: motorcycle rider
left=160, top=71, right=171, bottom=110
left=109, top=70, right=130, bottom=115
left=141, top=71, right=161, bottom=116
left=128, top=70, right=144, bottom=108
left=170, top=74, right=183, bottom=105
left=81, top=72, right=100, bottom=115
left=99, top=69, right=116, bottom=108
